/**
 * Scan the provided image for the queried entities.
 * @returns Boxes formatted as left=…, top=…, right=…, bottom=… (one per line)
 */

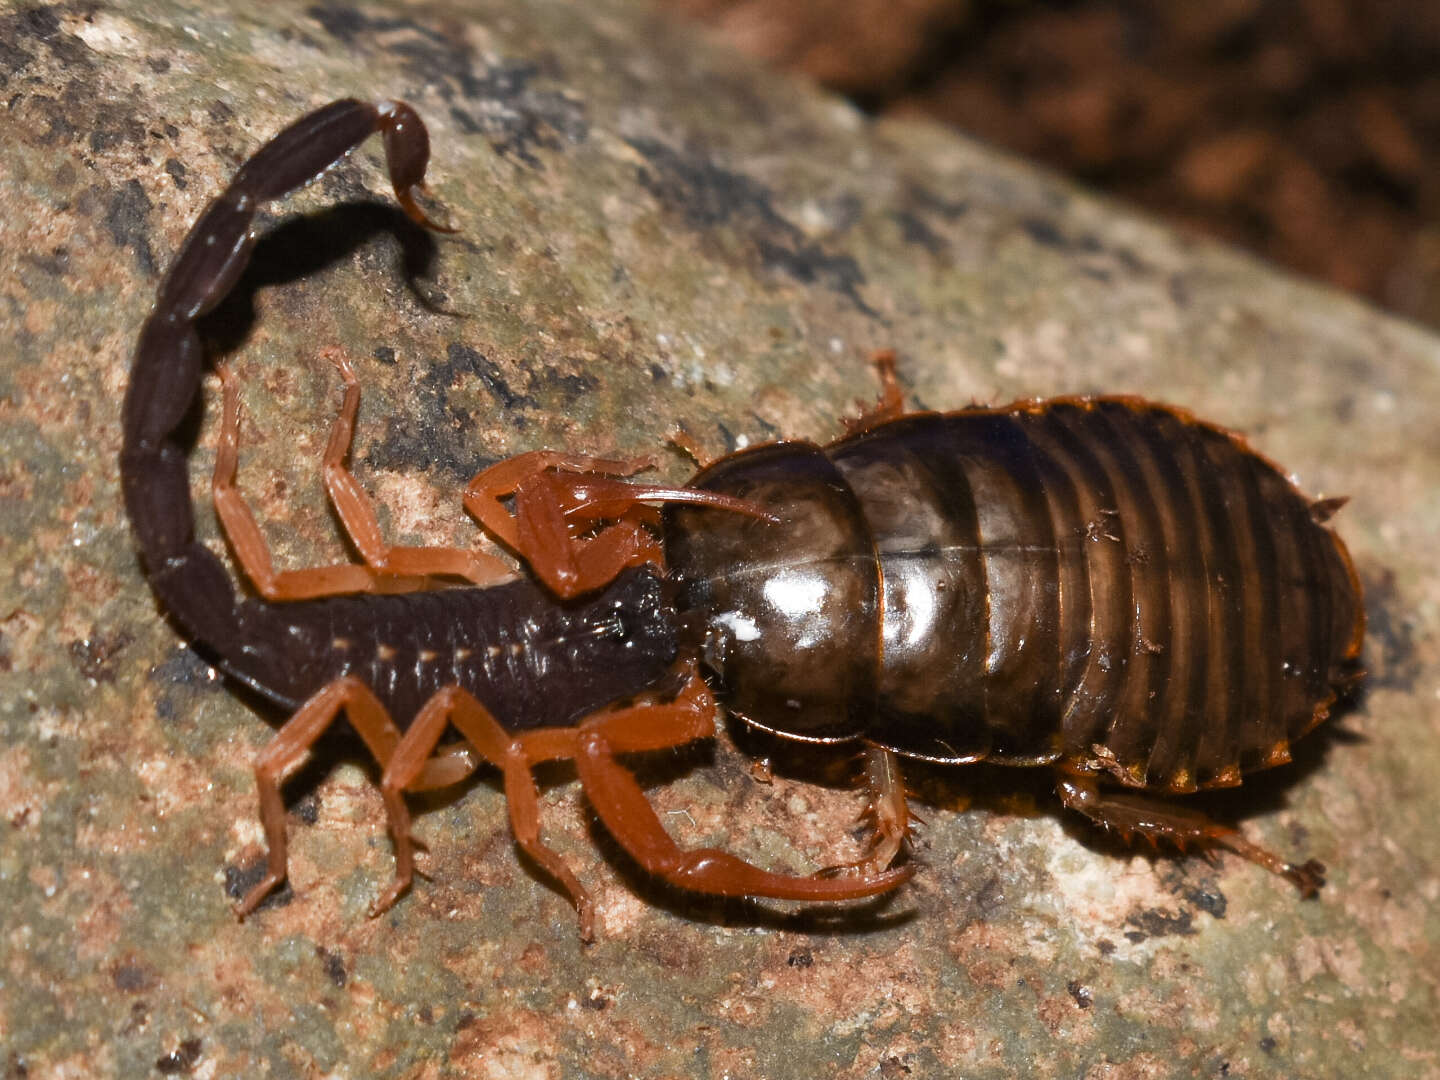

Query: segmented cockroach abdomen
left=666, top=398, right=1364, bottom=789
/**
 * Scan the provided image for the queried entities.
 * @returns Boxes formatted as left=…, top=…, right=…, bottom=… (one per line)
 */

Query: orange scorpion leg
left=233, top=676, right=477, bottom=917
left=375, top=671, right=911, bottom=938
left=370, top=685, right=594, bottom=935
left=573, top=672, right=914, bottom=909
left=212, top=357, right=513, bottom=601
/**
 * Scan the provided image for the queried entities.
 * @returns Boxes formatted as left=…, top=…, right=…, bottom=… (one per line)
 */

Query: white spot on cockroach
left=762, top=572, right=827, bottom=648
left=715, top=610, right=761, bottom=642
left=376, top=644, right=397, bottom=662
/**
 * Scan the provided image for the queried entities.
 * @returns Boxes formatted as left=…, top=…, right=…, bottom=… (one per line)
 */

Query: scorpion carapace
left=123, top=100, right=1364, bottom=938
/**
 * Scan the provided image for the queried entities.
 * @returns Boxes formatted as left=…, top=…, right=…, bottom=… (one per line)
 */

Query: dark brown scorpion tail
left=119, top=99, right=451, bottom=653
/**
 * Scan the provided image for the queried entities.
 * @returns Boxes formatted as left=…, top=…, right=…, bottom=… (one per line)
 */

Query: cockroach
left=121, top=99, right=1364, bottom=939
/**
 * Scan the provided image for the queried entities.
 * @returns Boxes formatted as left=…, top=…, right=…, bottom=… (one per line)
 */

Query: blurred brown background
left=672, top=0, right=1440, bottom=328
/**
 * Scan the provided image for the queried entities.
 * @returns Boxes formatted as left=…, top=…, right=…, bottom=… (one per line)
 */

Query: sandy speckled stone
left=1, top=1, right=1437, bottom=1077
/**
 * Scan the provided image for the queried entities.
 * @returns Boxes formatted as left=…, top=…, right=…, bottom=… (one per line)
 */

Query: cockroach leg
left=236, top=676, right=416, bottom=918
left=666, top=424, right=713, bottom=469
left=463, top=450, right=772, bottom=598
left=1056, top=768, right=1326, bottom=898
left=843, top=349, right=907, bottom=433
left=815, top=745, right=912, bottom=878
left=412, top=742, right=481, bottom=791
left=859, top=744, right=913, bottom=870
left=574, top=673, right=915, bottom=906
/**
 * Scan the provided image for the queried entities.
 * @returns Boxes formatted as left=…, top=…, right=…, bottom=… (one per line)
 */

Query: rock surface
left=1, top=1, right=1436, bottom=1077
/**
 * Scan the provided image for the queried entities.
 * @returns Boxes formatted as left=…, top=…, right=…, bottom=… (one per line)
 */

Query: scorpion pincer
left=121, top=99, right=1364, bottom=939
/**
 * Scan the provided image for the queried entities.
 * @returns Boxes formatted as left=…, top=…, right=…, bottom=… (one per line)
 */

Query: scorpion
left=121, top=99, right=1365, bottom=939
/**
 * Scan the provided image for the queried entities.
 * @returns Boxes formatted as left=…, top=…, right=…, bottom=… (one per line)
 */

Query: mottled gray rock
left=1, top=1, right=1436, bottom=1077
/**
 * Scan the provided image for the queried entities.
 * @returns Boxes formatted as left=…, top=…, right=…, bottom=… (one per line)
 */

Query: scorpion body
left=122, top=100, right=1364, bottom=937
left=122, top=99, right=909, bottom=938
left=119, top=100, right=684, bottom=735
